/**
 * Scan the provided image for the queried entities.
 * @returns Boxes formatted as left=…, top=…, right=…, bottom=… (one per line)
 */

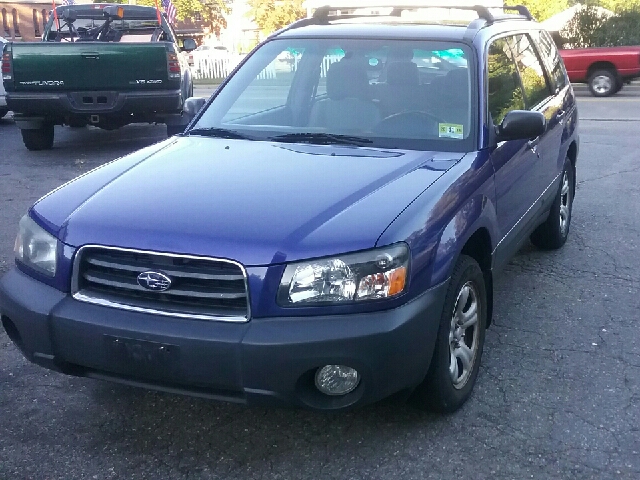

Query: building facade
left=0, top=0, right=57, bottom=41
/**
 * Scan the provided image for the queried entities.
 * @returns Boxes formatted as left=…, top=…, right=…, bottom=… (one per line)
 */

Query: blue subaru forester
left=0, top=5, right=578, bottom=412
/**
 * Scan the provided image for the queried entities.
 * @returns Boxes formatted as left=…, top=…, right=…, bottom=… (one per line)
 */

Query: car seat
left=309, top=59, right=381, bottom=132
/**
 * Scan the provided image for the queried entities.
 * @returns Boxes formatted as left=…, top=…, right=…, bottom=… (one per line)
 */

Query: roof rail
left=312, top=4, right=496, bottom=22
left=272, top=4, right=534, bottom=37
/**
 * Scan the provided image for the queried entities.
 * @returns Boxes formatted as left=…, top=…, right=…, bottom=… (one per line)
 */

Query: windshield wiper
left=271, top=132, right=373, bottom=146
left=186, top=127, right=254, bottom=140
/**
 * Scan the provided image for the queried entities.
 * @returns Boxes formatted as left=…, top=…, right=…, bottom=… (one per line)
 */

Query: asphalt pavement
left=1, top=83, right=640, bottom=479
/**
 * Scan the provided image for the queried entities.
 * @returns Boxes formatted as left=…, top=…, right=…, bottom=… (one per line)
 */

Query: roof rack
left=272, top=4, right=534, bottom=38
left=502, top=5, right=534, bottom=20
left=312, top=4, right=533, bottom=23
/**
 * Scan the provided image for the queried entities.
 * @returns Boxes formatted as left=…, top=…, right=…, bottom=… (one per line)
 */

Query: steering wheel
left=373, top=110, right=444, bottom=137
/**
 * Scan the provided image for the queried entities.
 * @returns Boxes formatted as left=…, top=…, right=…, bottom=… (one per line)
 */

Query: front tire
left=412, top=255, right=487, bottom=413
left=530, top=156, right=575, bottom=250
left=588, top=69, right=617, bottom=97
left=21, top=124, right=54, bottom=151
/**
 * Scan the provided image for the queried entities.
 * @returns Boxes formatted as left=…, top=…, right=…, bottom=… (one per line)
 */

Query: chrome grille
left=71, top=246, right=250, bottom=322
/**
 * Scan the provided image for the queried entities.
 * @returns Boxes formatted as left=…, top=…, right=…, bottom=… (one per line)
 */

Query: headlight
left=14, top=215, right=58, bottom=276
left=278, top=244, right=409, bottom=306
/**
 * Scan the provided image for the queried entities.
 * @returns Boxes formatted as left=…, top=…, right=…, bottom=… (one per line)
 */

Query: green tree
left=598, top=8, right=640, bottom=45
left=516, top=0, right=570, bottom=21
left=200, top=0, right=229, bottom=37
left=247, top=0, right=305, bottom=35
left=596, top=0, right=640, bottom=13
left=562, top=5, right=608, bottom=47
left=562, top=4, right=640, bottom=47
left=93, top=0, right=209, bottom=23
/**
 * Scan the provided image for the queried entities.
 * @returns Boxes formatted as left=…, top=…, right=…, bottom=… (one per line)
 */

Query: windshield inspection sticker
left=439, top=123, right=464, bottom=139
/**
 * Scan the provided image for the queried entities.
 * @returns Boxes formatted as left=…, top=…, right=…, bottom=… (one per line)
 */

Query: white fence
left=191, top=53, right=344, bottom=81
left=192, top=54, right=245, bottom=80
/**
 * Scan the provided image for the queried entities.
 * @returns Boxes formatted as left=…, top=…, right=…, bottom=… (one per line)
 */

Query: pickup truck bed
left=2, top=4, right=194, bottom=150
left=7, top=42, right=183, bottom=123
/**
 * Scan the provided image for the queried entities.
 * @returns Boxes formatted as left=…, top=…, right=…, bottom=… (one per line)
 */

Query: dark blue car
left=0, top=5, right=578, bottom=412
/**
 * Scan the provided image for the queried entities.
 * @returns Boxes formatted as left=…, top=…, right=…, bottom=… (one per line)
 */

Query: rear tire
left=21, top=124, right=54, bottom=151
left=530, top=156, right=575, bottom=250
left=412, top=255, right=487, bottom=413
left=588, top=69, right=617, bottom=97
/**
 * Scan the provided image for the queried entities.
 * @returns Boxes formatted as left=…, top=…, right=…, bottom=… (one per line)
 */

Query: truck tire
left=21, top=124, right=55, bottom=151
left=614, top=79, right=624, bottom=94
left=588, top=69, right=617, bottom=97
left=530, top=156, right=575, bottom=250
left=411, top=255, right=487, bottom=413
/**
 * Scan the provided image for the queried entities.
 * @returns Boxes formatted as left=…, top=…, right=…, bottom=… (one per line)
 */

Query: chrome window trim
left=71, top=245, right=251, bottom=323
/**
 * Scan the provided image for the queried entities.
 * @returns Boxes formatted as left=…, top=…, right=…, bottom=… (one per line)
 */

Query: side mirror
left=183, top=97, right=207, bottom=117
left=62, top=9, right=77, bottom=23
left=182, top=38, right=197, bottom=52
left=497, top=110, right=546, bottom=142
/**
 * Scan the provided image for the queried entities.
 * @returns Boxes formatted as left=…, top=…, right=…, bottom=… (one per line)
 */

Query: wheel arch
left=587, top=61, right=618, bottom=79
left=430, top=200, right=497, bottom=328
left=459, top=228, right=494, bottom=327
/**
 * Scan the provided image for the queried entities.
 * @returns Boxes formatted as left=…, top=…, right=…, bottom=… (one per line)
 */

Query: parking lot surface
left=1, top=84, right=640, bottom=479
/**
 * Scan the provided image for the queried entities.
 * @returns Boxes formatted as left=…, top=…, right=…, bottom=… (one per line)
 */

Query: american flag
left=61, top=0, right=75, bottom=5
left=161, top=0, right=177, bottom=25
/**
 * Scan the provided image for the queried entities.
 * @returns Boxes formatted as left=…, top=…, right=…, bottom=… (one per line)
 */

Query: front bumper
left=0, top=268, right=447, bottom=410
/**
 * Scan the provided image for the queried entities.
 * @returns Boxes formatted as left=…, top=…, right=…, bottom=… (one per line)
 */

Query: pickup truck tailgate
left=11, top=43, right=172, bottom=92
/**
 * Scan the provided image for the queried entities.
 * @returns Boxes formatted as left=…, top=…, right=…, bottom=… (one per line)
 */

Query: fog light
left=315, top=365, right=360, bottom=396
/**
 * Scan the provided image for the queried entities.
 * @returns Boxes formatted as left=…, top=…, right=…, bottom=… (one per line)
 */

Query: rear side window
left=507, top=34, right=552, bottom=109
left=533, top=29, right=568, bottom=92
left=487, top=38, right=524, bottom=125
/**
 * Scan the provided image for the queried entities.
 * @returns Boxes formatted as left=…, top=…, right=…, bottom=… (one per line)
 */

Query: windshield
left=194, top=38, right=475, bottom=151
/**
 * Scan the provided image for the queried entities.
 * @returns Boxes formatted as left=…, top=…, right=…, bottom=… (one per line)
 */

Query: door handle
left=527, top=137, right=540, bottom=156
left=81, top=53, right=100, bottom=60
left=557, top=109, right=566, bottom=124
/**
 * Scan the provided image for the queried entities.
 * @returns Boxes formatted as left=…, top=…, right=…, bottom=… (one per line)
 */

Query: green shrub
left=562, top=6, right=640, bottom=48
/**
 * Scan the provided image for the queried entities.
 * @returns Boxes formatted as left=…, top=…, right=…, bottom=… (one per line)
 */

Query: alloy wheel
left=448, top=281, right=480, bottom=389
left=592, top=75, right=612, bottom=95
left=559, top=170, right=571, bottom=235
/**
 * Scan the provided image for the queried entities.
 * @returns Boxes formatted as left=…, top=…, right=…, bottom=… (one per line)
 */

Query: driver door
left=487, top=36, right=542, bottom=270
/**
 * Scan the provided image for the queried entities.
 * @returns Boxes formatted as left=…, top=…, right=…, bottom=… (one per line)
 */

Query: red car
left=559, top=46, right=640, bottom=96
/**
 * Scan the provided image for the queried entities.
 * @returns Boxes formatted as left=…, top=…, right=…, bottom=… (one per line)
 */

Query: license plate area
left=104, top=335, right=180, bottom=377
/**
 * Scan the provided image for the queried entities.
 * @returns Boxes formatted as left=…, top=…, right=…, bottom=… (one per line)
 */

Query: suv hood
left=34, top=137, right=461, bottom=266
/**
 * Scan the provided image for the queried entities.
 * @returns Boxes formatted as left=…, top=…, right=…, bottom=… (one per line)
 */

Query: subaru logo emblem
left=137, top=271, right=172, bottom=292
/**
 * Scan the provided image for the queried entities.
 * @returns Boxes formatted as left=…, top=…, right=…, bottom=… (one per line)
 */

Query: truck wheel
left=411, top=254, right=487, bottom=413
left=21, top=124, right=55, bottom=151
left=530, top=156, right=575, bottom=250
left=588, top=69, right=616, bottom=97
left=614, top=79, right=623, bottom=94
